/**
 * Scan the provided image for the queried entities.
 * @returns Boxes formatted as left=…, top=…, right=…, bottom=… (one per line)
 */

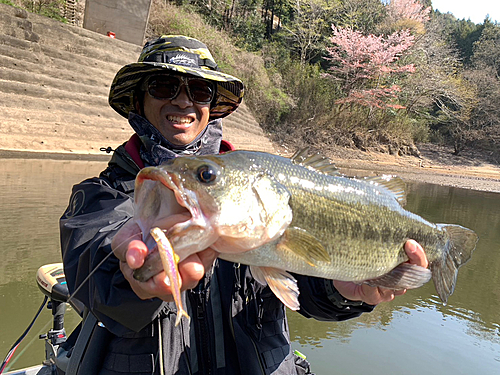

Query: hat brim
left=109, top=62, right=245, bottom=120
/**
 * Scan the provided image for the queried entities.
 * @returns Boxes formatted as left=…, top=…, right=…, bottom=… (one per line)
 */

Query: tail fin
left=431, top=224, right=478, bottom=303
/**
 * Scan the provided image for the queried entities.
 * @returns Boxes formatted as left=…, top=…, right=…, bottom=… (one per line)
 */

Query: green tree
left=402, top=18, right=477, bottom=154
left=434, top=10, right=484, bottom=65
left=471, top=19, right=500, bottom=76
left=283, top=0, right=331, bottom=64
left=462, top=20, right=500, bottom=156
left=451, top=19, right=484, bottom=65
left=331, top=0, right=386, bottom=33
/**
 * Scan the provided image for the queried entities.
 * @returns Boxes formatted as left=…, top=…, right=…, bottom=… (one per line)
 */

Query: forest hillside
left=2, top=0, right=500, bottom=170
left=141, top=0, right=499, bottom=165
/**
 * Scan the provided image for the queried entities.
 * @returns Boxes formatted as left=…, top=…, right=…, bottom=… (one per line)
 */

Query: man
left=61, top=35, right=428, bottom=375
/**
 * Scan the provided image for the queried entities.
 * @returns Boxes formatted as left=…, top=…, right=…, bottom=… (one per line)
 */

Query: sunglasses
left=142, top=75, right=215, bottom=104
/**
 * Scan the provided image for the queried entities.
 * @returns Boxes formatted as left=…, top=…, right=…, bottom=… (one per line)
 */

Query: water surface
left=289, top=182, right=500, bottom=375
left=0, top=159, right=106, bottom=371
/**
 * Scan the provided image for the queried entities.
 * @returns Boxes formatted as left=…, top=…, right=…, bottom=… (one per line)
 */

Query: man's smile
left=167, top=115, right=193, bottom=124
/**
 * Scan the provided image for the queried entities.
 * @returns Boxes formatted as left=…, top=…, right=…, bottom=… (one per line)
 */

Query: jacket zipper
left=232, top=264, right=266, bottom=375
left=193, top=283, right=212, bottom=374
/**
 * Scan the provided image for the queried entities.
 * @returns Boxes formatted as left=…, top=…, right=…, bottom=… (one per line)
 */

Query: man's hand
left=112, top=217, right=217, bottom=302
left=333, top=240, right=429, bottom=306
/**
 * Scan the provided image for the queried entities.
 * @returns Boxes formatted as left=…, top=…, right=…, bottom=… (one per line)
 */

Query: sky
left=431, top=0, right=500, bottom=24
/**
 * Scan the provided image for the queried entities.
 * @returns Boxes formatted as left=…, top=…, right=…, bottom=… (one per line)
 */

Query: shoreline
left=328, top=143, right=500, bottom=193
left=0, top=149, right=112, bottom=161
left=2, top=144, right=500, bottom=194
left=334, top=158, right=500, bottom=194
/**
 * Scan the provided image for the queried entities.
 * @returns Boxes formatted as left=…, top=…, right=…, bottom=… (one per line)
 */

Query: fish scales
left=237, top=152, right=443, bottom=280
left=133, top=149, right=477, bottom=308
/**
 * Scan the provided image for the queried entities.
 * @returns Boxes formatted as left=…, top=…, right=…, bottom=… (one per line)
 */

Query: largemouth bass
left=133, top=149, right=477, bottom=309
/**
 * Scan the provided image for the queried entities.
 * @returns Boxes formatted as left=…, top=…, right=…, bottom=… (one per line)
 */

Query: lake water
left=0, top=158, right=499, bottom=374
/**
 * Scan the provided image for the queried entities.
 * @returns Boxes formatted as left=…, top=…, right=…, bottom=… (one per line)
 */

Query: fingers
left=361, top=285, right=391, bottom=305
left=361, top=285, right=408, bottom=305
left=178, top=253, right=207, bottom=290
left=113, top=219, right=174, bottom=300
left=373, top=287, right=395, bottom=304
left=404, top=239, right=429, bottom=268
left=393, top=288, right=406, bottom=296
left=177, top=248, right=218, bottom=290
left=333, top=280, right=407, bottom=306
left=120, top=260, right=174, bottom=301
left=113, top=215, right=217, bottom=301
left=121, top=243, right=216, bottom=300
left=112, top=219, right=143, bottom=261
left=126, top=240, right=149, bottom=269
left=121, top=251, right=210, bottom=301
left=197, top=248, right=219, bottom=271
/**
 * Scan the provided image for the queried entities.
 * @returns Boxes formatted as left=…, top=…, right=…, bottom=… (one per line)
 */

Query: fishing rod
left=0, top=296, right=48, bottom=374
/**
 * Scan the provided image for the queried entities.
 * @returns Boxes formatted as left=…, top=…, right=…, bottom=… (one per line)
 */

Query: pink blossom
left=386, top=0, right=431, bottom=24
left=325, top=25, right=415, bottom=109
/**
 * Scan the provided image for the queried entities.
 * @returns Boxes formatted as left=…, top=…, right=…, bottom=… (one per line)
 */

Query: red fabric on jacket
left=124, top=134, right=235, bottom=169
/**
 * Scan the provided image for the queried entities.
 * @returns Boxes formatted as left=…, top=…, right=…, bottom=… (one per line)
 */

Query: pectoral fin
left=250, top=266, right=300, bottom=310
left=277, top=227, right=331, bottom=267
left=364, top=263, right=432, bottom=290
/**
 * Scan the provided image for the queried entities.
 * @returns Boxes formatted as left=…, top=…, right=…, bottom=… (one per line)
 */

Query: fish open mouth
left=135, top=167, right=192, bottom=237
left=134, top=166, right=216, bottom=259
left=132, top=167, right=200, bottom=282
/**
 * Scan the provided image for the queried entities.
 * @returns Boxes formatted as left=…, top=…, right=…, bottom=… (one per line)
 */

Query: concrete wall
left=83, top=0, right=152, bottom=46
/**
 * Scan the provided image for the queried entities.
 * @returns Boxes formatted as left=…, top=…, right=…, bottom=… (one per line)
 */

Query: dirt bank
left=276, top=142, right=500, bottom=194
left=329, top=143, right=500, bottom=193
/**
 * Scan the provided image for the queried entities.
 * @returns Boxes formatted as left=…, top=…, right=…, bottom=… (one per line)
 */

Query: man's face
left=142, top=75, right=212, bottom=146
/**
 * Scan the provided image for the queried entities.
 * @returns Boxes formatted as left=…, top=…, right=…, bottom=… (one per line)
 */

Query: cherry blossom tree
left=386, top=0, right=431, bottom=24
left=324, top=25, right=415, bottom=109
left=379, top=0, right=431, bottom=35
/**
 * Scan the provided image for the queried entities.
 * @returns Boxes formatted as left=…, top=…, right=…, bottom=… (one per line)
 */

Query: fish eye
left=196, top=165, right=218, bottom=184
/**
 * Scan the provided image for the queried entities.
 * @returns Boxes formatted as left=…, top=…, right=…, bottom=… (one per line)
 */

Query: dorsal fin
left=290, top=148, right=339, bottom=176
left=363, top=175, right=407, bottom=205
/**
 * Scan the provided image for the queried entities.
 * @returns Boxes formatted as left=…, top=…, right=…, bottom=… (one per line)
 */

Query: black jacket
left=60, top=141, right=374, bottom=375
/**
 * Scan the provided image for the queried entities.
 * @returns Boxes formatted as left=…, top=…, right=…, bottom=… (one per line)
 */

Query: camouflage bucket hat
left=109, top=35, right=245, bottom=120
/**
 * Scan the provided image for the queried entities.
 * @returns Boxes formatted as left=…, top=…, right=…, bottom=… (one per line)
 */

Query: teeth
left=167, top=115, right=192, bottom=124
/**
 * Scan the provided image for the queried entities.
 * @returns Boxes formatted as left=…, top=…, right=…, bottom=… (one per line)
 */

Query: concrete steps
left=0, top=45, right=111, bottom=88
left=0, top=3, right=276, bottom=155
left=0, top=91, right=113, bottom=119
